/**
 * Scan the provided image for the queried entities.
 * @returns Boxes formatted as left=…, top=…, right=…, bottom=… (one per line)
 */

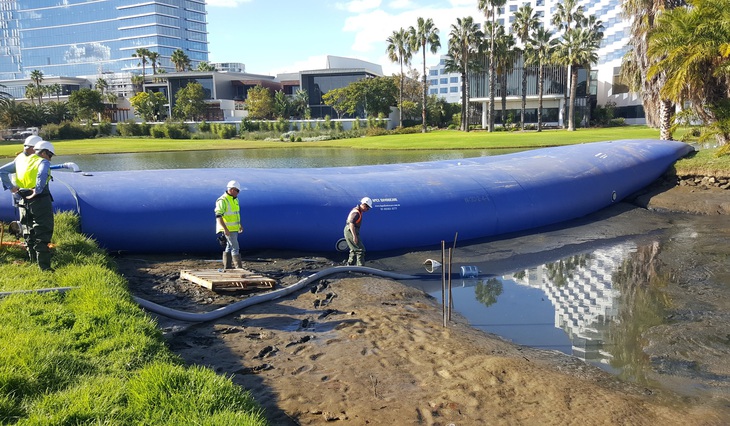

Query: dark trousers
left=21, top=195, right=54, bottom=270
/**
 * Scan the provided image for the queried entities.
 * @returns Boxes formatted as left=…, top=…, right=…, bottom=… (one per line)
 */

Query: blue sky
left=206, top=0, right=483, bottom=77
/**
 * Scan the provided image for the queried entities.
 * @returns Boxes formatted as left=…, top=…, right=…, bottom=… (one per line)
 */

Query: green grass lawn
left=0, top=125, right=663, bottom=158
left=0, top=213, right=267, bottom=425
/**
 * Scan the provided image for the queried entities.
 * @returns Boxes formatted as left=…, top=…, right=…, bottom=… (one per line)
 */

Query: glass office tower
left=0, top=0, right=208, bottom=80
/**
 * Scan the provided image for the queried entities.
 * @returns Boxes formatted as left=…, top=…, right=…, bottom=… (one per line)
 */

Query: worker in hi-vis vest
left=215, top=180, right=244, bottom=270
left=0, top=140, right=56, bottom=271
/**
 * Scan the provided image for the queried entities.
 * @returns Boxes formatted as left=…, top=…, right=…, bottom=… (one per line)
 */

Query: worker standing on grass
left=344, top=197, right=373, bottom=266
left=0, top=140, right=57, bottom=271
left=215, top=180, right=243, bottom=270
left=5, top=135, right=42, bottom=242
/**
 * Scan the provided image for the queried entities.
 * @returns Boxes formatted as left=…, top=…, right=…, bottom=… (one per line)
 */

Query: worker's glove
left=216, top=232, right=227, bottom=249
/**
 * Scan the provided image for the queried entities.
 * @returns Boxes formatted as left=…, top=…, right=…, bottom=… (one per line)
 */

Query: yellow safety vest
left=215, top=193, right=240, bottom=233
left=16, top=154, right=49, bottom=189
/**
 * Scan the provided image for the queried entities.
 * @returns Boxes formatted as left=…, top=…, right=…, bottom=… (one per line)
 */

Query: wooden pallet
left=180, top=269, right=277, bottom=291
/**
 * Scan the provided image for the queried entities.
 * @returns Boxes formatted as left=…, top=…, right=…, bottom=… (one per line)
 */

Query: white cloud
left=388, top=0, right=416, bottom=9
left=336, top=0, right=382, bottom=13
left=206, top=0, right=252, bottom=7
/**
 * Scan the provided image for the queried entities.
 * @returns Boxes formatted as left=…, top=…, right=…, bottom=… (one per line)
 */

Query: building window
left=430, top=79, right=438, bottom=86
left=429, top=88, right=438, bottom=94
left=429, top=69, right=439, bottom=76
left=612, top=66, right=629, bottom=95
left=440, top=87, right=448, bottom=93
left=450, top=76, right=458, bottom=83
left=440, top=78, right=448, bottom=84
left=450, top=86, right=458, bottom=93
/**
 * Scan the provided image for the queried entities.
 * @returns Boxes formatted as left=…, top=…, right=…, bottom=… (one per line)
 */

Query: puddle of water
left=406, top=240, right=667, bottom=382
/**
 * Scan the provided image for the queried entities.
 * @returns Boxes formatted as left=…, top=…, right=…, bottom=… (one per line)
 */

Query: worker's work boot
left=232, top=254, right=243, bottom=269
left=222, top=252, right=233, bottom=270
left=37, top=251, right=52, bottom=271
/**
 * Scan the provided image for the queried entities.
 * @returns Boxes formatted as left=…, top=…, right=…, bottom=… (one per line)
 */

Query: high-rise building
left=0, top=0, right=209, bottom=81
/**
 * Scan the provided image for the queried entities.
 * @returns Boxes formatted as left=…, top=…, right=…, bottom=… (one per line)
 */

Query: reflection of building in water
left=505, top=243, right=636, bottom=366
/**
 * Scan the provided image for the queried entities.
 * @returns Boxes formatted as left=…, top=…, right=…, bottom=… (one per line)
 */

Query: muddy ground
left=115, top=181, right=730, bottom=425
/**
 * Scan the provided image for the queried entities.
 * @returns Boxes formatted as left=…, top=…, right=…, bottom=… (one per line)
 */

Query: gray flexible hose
left=0, top=287, right=78, bottom=297
left=133, top=265, right=417, bottom=323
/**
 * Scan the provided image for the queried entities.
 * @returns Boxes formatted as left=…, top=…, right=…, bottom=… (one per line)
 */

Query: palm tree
left=445, top=17, right=483, bottom=131
left=409, top=17, right=441, bottom=133
left=30, top=69, right=44, bottom=105
left=386, top=28, right=413, bottom=128
left=132, top=48, right=151, bottom=79
left=130, top=75, right=144, bottom=94
left=491, top=25, right=516, bottom=128
left=553, top=24, right=602, bottom=131
left=147, top=51, right=160, bottom=75
left=478, top=0, right=507, bottom=132
left=647, top=0, right=730, bottom=145
left=95, top=78, right=108, bottom=96
left=622, top=0, right=686, bottom=140
left=171, top=49, right=191, bottom=72
left=511, top=4, right=540, bottom=130
left=197, top=61, right=217, bottom=71
left=525, top=27, right=557, bottom=132
left=48, top=83, right=62, bottom=101
left=551, top=0, right=584, bottom=128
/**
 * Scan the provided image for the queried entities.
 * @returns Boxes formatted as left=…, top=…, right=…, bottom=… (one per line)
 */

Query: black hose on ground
left=133, top=265, right=417, bottom=323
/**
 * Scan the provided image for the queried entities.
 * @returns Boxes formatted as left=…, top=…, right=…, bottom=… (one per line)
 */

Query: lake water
left=54, top=147, right=521, bottom=172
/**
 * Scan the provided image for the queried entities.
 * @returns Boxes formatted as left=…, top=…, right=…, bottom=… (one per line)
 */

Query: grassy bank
left=0, top=126, right=663, bottom=158
left=0, top=213, right=267, bottom=425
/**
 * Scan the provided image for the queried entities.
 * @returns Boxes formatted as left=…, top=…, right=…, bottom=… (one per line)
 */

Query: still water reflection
left=412, top=238, right=672, bottom=385
left=55, top=147, right=520, bottom=172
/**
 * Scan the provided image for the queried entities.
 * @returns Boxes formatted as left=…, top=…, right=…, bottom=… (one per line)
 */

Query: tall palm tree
left=478, top=0, right=507, bottom=132
left=551, top=0, right=584, bottom=128
left=386, top=27, right=413, bottom=128
left=48, top=83, right=62, bottom=101
left=511, top=4, right=540, bottom=130
left=171, top=49, right=191, bottom=72
left=132, top=48, right=150, bottom=79
left=647, top=0, right=730, bottom=145
left=30, top=69, right=44, bottom=105
left=445, top=17, right=483, bottom=131
left=622, top=0, right=686, bottom=140
left=525, top=27, right=557, bottom=132
left=147, top=50, right=160, bottom=75
left=493, top=26, right=516, bottom=128
left=95, top=78, right=108, bottom=95
left=409, top=17, right=441, bottom=133
left=553, top=24, right=602, bottom=131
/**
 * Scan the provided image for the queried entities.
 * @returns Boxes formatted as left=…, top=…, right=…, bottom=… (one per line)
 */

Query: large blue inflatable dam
left=0, top=139, right=692, bottom=253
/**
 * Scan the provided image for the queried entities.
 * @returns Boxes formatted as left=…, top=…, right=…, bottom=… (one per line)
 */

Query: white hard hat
left=34, top=140, right=55, bottom=155
left=226, top=180, right=240, bottom=189
left=360, top=197, right=373, bottom=208
left=24, top=135, right=42, bottom=147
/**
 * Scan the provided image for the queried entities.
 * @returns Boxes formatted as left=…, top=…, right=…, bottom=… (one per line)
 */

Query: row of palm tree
left=386, top=1, right=603, bottom=133
left=132, top=48, right=193, bottom=77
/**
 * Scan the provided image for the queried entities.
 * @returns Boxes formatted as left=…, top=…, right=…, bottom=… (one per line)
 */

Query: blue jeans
left=225, top=232, right=240, bottom=255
